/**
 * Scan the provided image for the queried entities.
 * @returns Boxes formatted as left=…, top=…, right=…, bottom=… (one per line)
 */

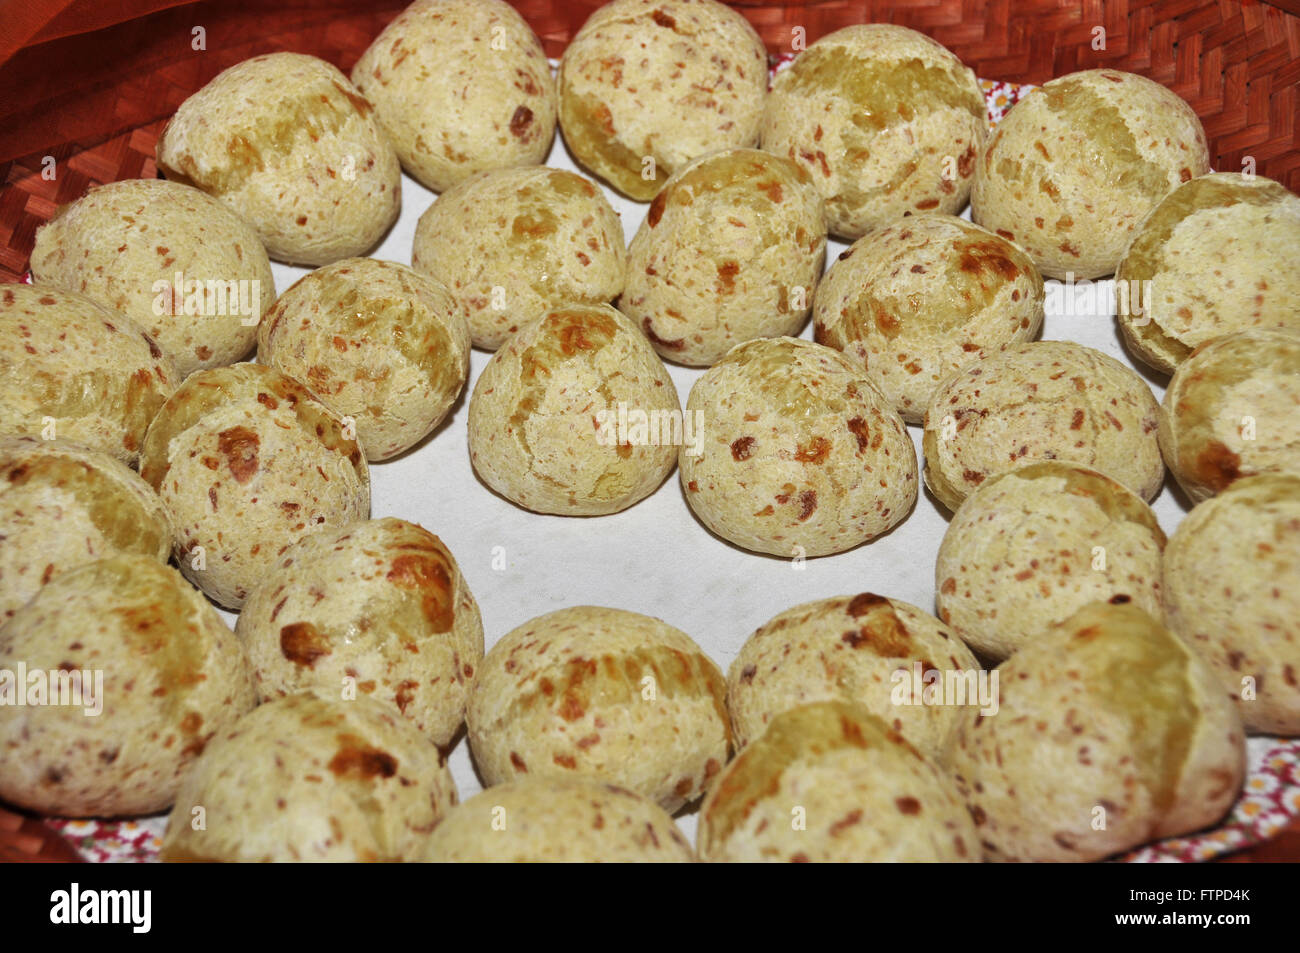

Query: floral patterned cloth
left=1123, top=738, right=1300, bottom=862
left=47, top=816, right=166, bottom=863
left=981, top=78, right=1031, bottom=127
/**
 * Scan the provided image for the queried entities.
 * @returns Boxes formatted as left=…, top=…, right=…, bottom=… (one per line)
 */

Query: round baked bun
left=467, top=303, right=680, bottom=515
left=622, top=148, right=827, bottom=367
left=0, top=285, right=178, bottom=465
left=160, top=692, right=456, bottom=862
left=0, top=555, right=255, bottom=817
left=140, top=363, right=370, bottom=609
left=29, top=178, right=275, bottom=377
left=412, top=167, right=626, bottom=351
left=558, top=0, right=768, bottom=200
left=698, top=700, right=979, bottom=862
left=934, top=462, right=1166, bottom=662
left=680, top=337, right=917, bottom=557
left=972, top=69, right=1210, bottom=279
left=257, top=257, right=470, bottom=461
left=1117, top=173, right=1300, bottom=374
left=467, top=606, right=731, bottom=812
left=237, top=518, right=484, bottom=748
left=156, top=52, right=400, bottom=266
left=951, top=601, right=1245, bottom=862
left=813, top=215, right=1044, bottom=423
left=726, top=593, right=979, bottom=763
left=1158, top=328, right=1300, bottom=502
left=352, top=0, right=557, bottom=193
left=1163, top=474, right=1300, bottom=734
left=761, top=24, right=986, bottom=240
left=423, top=776, right=693, bottom=862
left=922, top=340, right=1163, bottom=511
left=0, top=437, right=170, bottom=622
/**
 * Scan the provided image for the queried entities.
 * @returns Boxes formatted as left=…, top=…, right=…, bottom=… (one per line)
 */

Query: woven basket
left=0, top=0, right=1298, bottom=863
left=1, top=0, right=1297, bottom=282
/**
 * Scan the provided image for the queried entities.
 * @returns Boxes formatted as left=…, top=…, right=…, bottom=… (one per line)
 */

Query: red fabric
left=28, top=0, right=199, bottom=44
left=0, top=0, right=78, bottom=67
left=0, top=0, right=408, bottom=165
